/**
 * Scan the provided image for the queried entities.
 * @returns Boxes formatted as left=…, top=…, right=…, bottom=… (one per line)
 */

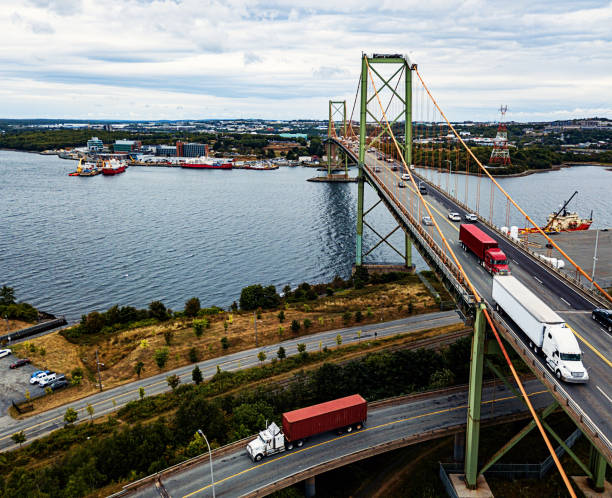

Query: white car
left=448, top=212, right=461, bottom=222
left=0, top=349, right=11, bottom=358
left=464, top=213, right=478, bottom=222
left=401, top=173, right=410, bottom=180
left=30, top=370, right=51, bottom=384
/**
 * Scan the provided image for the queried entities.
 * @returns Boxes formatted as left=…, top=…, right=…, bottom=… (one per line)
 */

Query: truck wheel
left=286, top=442, right=294, bottom=450
left=608, top=325, right=611, bottom=333
left=556, top=369, right=562, bottom=380
left=297, top=440, right=303, bottom=447
left=355, top=423, right=363, bottom=430
left=346, top=426, right=353, bottom=433
left=255, top=454, right=263, bottom=462
left=592, top=313, right=596, bottom=320
left=533, top=345, right=538, bottom=354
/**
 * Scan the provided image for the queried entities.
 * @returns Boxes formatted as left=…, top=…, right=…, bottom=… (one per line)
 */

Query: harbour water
left=1, top=150, right=610, bottom=321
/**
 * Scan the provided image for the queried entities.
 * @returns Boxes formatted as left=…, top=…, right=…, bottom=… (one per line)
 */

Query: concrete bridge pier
left=304, top=476, right=316, bottom=497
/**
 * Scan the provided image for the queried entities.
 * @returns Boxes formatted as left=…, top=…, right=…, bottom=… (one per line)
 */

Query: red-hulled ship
left=101, top=159, right=127, bottom=175
left=519, top=191, right=592, bottom=234
left=180, top=157, right=232, bottom=169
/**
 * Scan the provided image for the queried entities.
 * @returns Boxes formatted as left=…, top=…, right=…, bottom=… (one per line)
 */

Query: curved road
left=0, top=311, right=462, bottom=452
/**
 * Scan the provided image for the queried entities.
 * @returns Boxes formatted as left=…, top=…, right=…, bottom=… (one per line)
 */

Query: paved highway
left=0, top=311, right=462, bottom=452
left=128, top=380, right=550, bottom=498
left=339, top=141, right=612, bottom=458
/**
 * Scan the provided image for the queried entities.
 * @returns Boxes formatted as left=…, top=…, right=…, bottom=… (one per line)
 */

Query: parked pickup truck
left=246, top=394, right=367, bottom=461
left=492, top=275, right=588, bottom=383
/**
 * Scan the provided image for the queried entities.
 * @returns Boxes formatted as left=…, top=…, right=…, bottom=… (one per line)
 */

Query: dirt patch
left=0, top=319, right=32, bottom=334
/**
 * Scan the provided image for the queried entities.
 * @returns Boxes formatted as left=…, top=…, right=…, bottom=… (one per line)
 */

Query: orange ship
left=520, top=191, right=592, bottom=234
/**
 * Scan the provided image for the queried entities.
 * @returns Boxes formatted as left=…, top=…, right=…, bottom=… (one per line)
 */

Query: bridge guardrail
left=491, top=311, right=612, bottom=461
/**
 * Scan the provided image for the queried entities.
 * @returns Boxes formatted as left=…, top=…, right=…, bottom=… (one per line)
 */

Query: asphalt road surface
left=131, top=379, right=550, bottom=498
left=0, top=310, right=462, bottom=452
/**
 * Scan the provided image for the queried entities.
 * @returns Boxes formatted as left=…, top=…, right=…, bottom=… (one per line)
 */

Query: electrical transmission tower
left=489, top=105, right=511, bottom=166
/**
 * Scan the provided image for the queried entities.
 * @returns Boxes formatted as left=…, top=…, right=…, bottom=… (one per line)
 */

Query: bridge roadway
left=0, top=311, right=461, bottom=452
left=335, top=139, right=612, bottom=461
left=128, top=380, right=550, bottom=498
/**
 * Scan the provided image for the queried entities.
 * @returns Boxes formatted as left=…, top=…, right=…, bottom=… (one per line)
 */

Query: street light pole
left=444, top=159, right=452, bottom=198
left=197, top=429, right=216, bottom=498
left=591, top=229, right=599, bottom=290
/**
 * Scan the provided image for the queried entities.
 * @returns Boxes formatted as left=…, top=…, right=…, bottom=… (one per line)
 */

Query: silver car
left=448, top=212, right=461, bottom=222
left=422, top=216, right=433, bottom=226
left=464, top=213, right=478, bottom=222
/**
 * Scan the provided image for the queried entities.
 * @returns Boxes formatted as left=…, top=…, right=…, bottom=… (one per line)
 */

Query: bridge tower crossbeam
left=328, top=100, right=348, bottom=176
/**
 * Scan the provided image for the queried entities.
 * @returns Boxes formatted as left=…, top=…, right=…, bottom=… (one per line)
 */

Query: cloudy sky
left=1, top=0, right=611, bottom=121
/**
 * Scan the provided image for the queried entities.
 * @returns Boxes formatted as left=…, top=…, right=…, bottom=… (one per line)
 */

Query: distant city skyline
left=1, top=0, right=611, bottom=122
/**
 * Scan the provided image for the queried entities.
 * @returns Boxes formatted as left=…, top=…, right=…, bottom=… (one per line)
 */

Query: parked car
left=592, top=308, right=612, bottom=333
left=398, top=181, right=406, bottom=188
left=49, top=379, right=68, bottom=391
left=464, top=213, right=478, bottom=222
left=30, top=370, right=51, bottom=385
left=0, top=349, right=11, bottom=359
left=38, top=372, right=58, bottom=387
left=422, top=216, right=433, bottom=226
left=448, top=212, right=461, bottom=222
left=10, top=358, right=31, bottom=369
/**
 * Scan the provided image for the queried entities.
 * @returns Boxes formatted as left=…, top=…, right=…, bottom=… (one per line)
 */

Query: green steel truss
left=327, top=100, right=348, bottom=176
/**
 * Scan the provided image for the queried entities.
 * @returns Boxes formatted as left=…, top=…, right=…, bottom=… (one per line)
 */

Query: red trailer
left=459, top=224, right=510, bottom=275
left=282, top=394, right=367, bottom=443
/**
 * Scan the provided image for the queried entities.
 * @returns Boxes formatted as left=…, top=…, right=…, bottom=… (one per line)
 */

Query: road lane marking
left=566, top=324, right=612, bottom=368
left=596, top=386, right=612, bottom=405
left=561, top=298, right=571, bottom=307
left=533, top=276, right=543, bottom=284
left=182, top=389, right=549, bottom=497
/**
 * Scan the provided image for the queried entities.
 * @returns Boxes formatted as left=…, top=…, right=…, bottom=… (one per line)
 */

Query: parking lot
left=0, top=351, right=46, bottom=416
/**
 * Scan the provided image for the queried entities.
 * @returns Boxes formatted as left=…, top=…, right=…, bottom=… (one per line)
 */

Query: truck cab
left=541, top=325, right=588, bottom=383
left=246, top=422, right=285, bottom=462
left=484, top=248, right=510, bottom=275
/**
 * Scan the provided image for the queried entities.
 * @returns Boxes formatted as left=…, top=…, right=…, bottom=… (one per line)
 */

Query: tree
left=184, top=297, right=201, bottom=317
left=134, top=361, right=144, bottom=378
left=83, top=311, right=105, bottom=335
left=192, top=365, right=203, bottom=385
left=164, top=330, right=173, bottom=346
left=64, top=407, right=78, bottom=426
left=291, top=319, right=300, bottom=333
left=221, top=336, right=229, bottom=350
left=149, top=300, right=168, bottom=321
left=297, top=343, right=307, bottom=357
left=239, top=284, right=281, bottom=310
left=343, top=311, right=352, bottom=324
left=154, top=348, right=169, bottom=369
left=277, top=346, right=286, bottom=361
left=166, top=374, right=181, bottom=391
left=355, top=310, right=363, bottom=322
left=357, top=330, right=362, bottom=342
left=336, top=334, right=343, bottom=347
left=86, top=403, right=94, bottom=421
left=139, top=386, right=145, bottom=400
left=303, top=318, right=312, bottom=329
left=0, top=285, right=15, bottom=306
left=11, top=430, right=26, bottom=447
left=257, top=351, right=267, bottom=366
left=188, top=347, right=199, bottom=363
left=277, top=310, right=285, bottom=322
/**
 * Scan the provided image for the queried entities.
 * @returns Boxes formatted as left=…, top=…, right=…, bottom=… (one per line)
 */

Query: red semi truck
left=459, top=224, right=510, bottom=275
left=246, top=394, right=367, bottom=461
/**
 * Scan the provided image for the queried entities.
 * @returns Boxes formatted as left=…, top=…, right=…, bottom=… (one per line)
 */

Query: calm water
left=1, top=150, right=610, bottom=321
left=0, top=150, right=421, bottom=321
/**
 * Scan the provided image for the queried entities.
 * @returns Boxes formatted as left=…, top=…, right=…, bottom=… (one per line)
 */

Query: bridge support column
left=464, top=303, right=486, bottom=489
left=304, top=476, right=316, bottom=497
left=589, top=444, right=608, bottom=492
left=356, top=54, right=368, bottom=267
left=405, top=233, right=412, bottom=268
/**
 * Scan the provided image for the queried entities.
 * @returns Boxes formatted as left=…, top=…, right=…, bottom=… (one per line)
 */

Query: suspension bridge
left=326, top=53, right=612, bottom=497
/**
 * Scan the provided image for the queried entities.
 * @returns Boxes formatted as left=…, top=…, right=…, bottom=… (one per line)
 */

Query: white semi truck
left=492, top=275, right=588, bottom=383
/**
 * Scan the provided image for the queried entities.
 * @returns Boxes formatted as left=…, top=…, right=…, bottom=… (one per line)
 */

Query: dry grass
left=0, top=318, right=31, bottom=334
left=13, top=279, right=440, bottom=417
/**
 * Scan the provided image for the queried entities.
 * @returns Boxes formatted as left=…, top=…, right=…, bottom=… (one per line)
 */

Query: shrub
left=184, top=297, right=201, bottom=317
left=154, top=348, right=170, bottom=369
left=188, top=347, right=199, bottom=363
left=221, top=337, right=229, bottom=350
left=326, top=286, right=334, bottom=296
left=291, top=319, right=300, bottom=333
left=149, top=300, right=169, bottom=321
left=277, top=346, right=286, bottom=361
left=277, top=310, right=285, bottom=323
left=193, top=321, right=203, bottom=338
left=303, top=318, right=312, bottom=329
left=166, top=374, right=181, bottom=391
left=343, top=311, right=352, bottom=324
left=355, top=310, right=363, bottom=322
left=163, top=330, right=173, bottom=346
left=192, top=365, right=203, bottom=385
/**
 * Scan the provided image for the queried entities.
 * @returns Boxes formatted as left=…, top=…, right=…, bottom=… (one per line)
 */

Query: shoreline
left=415, top=161, right=612, bottom=178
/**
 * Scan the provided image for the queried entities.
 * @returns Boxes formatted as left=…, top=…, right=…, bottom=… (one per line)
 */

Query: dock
left=307, top=174, right=358, bottom=183
left=526, top=229, right=612, bottom=289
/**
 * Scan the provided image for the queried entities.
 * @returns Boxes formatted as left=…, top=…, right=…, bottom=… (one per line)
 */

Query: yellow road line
left=567, top=324, right=612, bottom=368
left=183, top=389, right=549, bottom=497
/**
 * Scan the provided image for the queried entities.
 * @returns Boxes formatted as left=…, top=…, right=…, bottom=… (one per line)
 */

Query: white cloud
left=0, top=0, right=610, bottom=120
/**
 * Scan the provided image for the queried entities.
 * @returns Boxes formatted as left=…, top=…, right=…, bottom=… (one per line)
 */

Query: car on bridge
left=464, top=213, right=478, bottom=222
left=592, top=308, right=612, bottom=333
left=422, top=216, right=433, bottom=226
left=398, top=181, right=406, bottom=188
left=448, top=212, right=461, bottom=222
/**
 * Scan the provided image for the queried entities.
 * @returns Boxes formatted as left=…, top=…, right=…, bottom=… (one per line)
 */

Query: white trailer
left=492, top=275, right=588, bottom=383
